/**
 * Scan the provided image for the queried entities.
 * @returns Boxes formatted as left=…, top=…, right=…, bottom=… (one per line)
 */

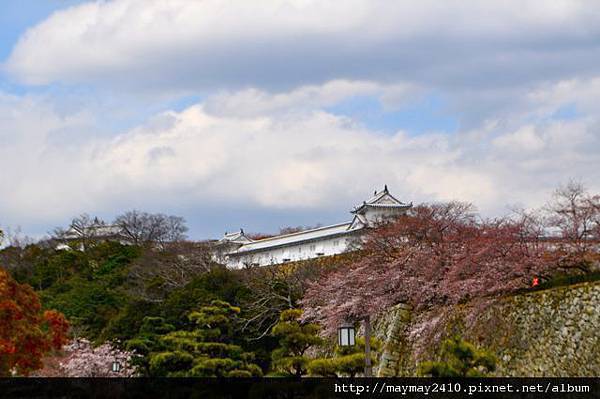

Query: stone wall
left=375, top=281, right=600, bottom=376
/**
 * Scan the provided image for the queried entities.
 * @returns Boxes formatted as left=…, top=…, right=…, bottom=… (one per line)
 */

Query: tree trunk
left=364, top=316, right=372, bottom=377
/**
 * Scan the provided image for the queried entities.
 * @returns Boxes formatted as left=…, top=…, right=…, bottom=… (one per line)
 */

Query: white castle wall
left=227, top=234, right=356, bottom=268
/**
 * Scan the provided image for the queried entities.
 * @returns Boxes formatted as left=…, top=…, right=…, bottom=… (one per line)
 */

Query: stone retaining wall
left=375, top=281, right=600, bottom=376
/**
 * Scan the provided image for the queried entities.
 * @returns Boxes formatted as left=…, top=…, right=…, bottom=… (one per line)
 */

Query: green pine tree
left=418, top=335, right=496, bottom=377
left=308, top=337, right=381, bottom=377
left=271, top=309, right=323, bottom=377
left=148, top=300, right=262, bottom=377
left=126, top=316, right=175, bottom=375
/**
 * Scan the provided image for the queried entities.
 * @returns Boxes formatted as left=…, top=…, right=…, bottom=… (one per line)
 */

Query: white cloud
left=0, top=93, right=97, bottom=220
left=525, top=78, right=600, bottom=117
left=203, top=80, right=418, bottom=118
left=1, top=79, right=599, bottom=237
left=493, top=126, right=545, bottom=152
left=6, top=0, right=600, bottom=96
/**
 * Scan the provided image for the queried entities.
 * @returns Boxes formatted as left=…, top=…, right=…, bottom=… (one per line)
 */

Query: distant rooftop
left=225, top=185, right=411, bottom=257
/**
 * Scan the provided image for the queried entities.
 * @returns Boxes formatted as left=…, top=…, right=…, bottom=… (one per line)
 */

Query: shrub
left=418, top=335, right=496, bottom=377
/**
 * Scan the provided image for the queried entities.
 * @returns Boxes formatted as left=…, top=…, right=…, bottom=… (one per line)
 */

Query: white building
left=218, top=186, right=411, bottom=268
left=55, top=219, right=127, bottom=250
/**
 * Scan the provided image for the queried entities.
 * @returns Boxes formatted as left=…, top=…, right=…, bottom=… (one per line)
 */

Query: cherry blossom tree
left=544, top=181, right=600, bottom=271
left=302, top=202, right=556, bottom=333
left=58, top=339, right=138, bottom=377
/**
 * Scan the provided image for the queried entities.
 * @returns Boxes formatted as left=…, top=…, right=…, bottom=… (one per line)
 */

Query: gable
left=372, top=192, right=401, bottom=205
left=348, top=214, right=367, bottom=230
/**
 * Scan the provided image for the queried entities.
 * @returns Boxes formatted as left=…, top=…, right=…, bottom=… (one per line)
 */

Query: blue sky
left=0, top=2, right=80, bottom=60
left=1, top=1, right=599, bottom=241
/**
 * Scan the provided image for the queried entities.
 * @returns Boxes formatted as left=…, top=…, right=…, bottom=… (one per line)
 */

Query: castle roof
left=223, top=186, right=410, bottom=257
left=219, top=229, right=253, bottom=244
left=351, top=185, right=412, bottom=215
left=229, top=221, right=359, bottom=255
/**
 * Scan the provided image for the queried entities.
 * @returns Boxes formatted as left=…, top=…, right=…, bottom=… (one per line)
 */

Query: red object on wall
left=532, top=277, right=540, bottom=287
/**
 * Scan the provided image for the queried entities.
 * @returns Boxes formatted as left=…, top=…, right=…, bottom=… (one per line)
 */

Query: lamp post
left=338, top=316, right=373, bottom=377
left=338, top=322, right=355, bottom=346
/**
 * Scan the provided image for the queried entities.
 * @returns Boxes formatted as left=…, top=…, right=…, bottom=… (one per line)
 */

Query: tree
left=308, top=337, right=381, bottom=377
left=418, top=335, right=496, bottom=377
left=56, top=214, right=108, bottom=251
left=37, top=241, right=140, bottom=341
left=0, top=240, right=45, bottom=284
left=241, top=262, right=321, bottom=340
left=149, top=301, right=262, bottom=377
left=545, top=181, right=600, bottom=271
left=114, top=210, right=188, bottom=246
left=0, top=267, right=69, bottom=376
left=0, top=227, right=34, bottom=249
left=58, top=339, right=138, bottom=377
left=127, top=241, right=216, bottom=303
left=302, top=202, right=555, bottom=333
left=126, top=317, right=175, bottom=375
left=271, top=309, right=323, bottom=377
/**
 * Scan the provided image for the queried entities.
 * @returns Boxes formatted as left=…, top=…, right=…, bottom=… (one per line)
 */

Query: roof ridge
left=245, top=221, right=353, bottom=243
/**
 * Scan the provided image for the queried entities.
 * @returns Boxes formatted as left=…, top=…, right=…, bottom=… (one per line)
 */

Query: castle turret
left=349, top=185, right=411, bottom=228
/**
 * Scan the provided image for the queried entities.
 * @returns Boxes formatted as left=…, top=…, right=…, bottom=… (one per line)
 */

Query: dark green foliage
left=0, top=240, right=251, bottom=344
left=102, top=300, right=161, bottom=342
left=2, top=239, right=278, bottom=373
left=125, top=316, right=175, bottom=374
left=31, top=242, right=141, bottom=340
left=140, top=317, right=177, bottom=335
left=305, top=358, right=339, bottom=377
left=148, top=301, right=263, bottom=377
left=160, top=267, right=248, bottom=329
left=1, top=239, right=376, bottom=376
left=149, top=351, right=194, bottom=375
left=307, top=337, right=381, bottom=377
left=419, top=335, right=496, bottom=377
left=41, top=276, right=122, bottom=338
left=535, top=270, right=600, bottom=291
left=271, top=309, right=323, bottom=377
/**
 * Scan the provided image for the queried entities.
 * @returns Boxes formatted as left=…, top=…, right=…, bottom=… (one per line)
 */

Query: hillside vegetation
left=0, top=182, right=598, bottom=376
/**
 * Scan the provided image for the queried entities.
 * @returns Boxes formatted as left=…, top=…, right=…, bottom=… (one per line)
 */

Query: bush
left=307, top=337, right=380, bottom=377
left=418, top=335, right=496, bottom=377
left=148, top=301, right=263, bottom=377
left=149, top=351, right=194, bottom=375
left=271, top=309, right=323, bottom=377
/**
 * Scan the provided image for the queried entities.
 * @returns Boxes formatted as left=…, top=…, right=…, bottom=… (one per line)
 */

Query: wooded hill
left=1, top=182, right=598, bottom=376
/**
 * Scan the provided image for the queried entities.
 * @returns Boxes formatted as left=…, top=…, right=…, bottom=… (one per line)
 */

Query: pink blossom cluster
left=58, top=338, right=138, bottom=377
left=302, top=202, right=557, bottom=334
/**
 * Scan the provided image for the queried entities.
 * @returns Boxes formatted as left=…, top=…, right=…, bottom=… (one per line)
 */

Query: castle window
left=309, top=244, right=316, bottom=252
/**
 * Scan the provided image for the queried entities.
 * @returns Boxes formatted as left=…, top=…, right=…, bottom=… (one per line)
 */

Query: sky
left=1, top=0, right=600, bottom=240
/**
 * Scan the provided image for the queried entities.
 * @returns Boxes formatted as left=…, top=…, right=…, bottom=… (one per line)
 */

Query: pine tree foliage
left=418, top=335, right=496, bottom=377
left=270, top=309, right=323, bottom=377
left=125, top=316, right=175, bottom=374
left=148, top=300, right=262, bottom=377
left=307, top=337, right=381, bottom=377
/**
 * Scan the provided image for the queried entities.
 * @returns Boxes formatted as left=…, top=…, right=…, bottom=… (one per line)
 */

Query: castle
left=217, top=186, right=411, bottom=268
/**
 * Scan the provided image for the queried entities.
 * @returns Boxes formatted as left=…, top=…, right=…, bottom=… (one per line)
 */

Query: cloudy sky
left=1, top=0, right=599, bottom=239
